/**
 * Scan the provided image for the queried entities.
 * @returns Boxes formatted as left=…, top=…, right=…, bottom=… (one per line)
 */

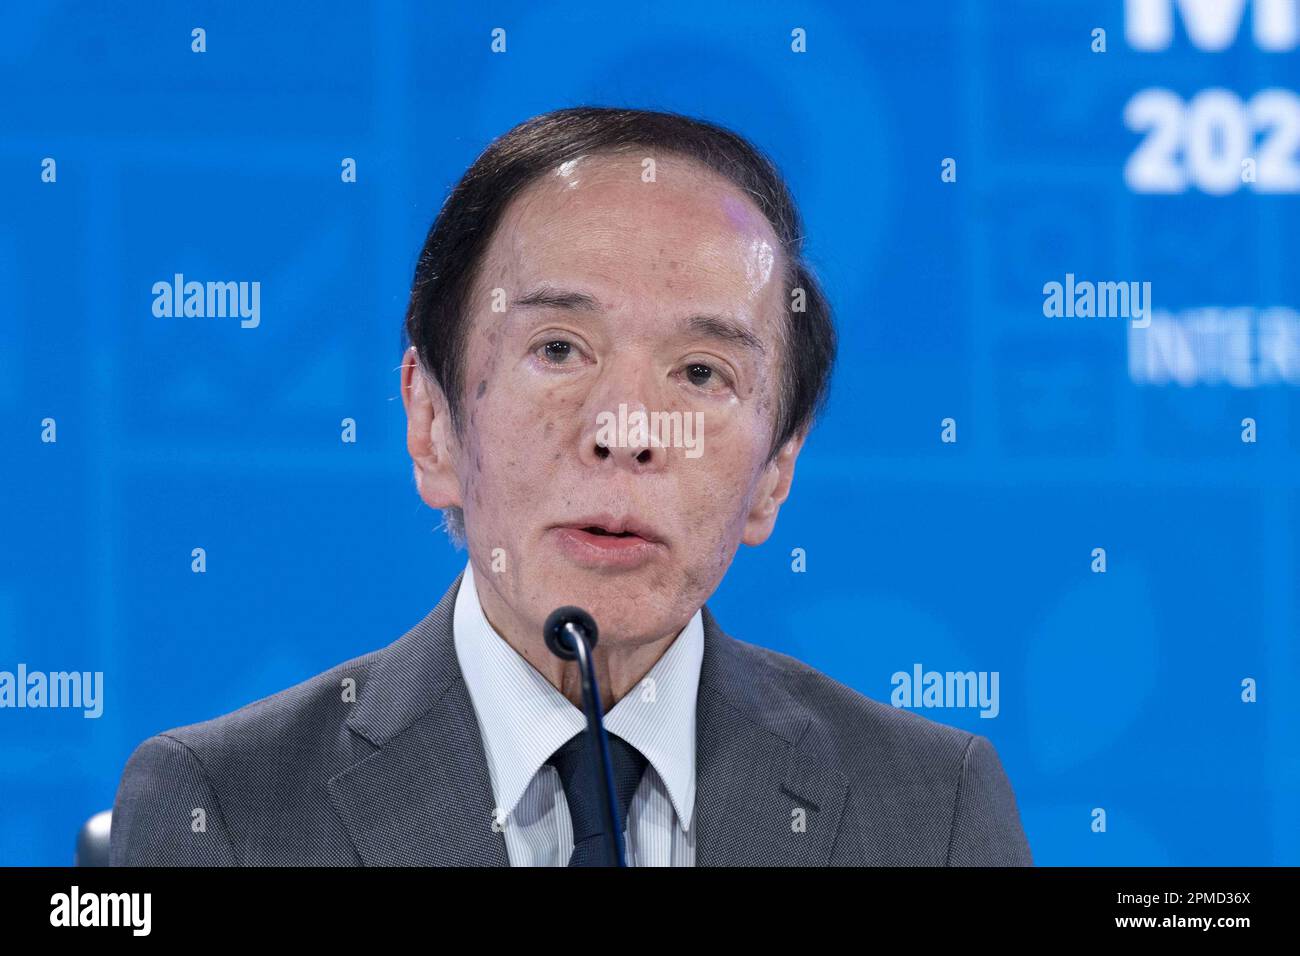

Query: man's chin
left=527, top=567, right=681, bottom=644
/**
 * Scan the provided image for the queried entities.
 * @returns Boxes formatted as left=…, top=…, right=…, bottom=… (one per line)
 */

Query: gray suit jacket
left=110, top=573, right=1033, bottom=866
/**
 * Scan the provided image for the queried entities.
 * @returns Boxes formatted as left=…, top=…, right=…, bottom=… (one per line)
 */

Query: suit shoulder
left=727, top=634, right=974, bottom=755
left=110, top=731, right=240, bottom=865
left=141, top=645, right=383, bottom=769
left=720, top=632, right=1031, bottom=864
left=111, top=647, right=384, bottom=866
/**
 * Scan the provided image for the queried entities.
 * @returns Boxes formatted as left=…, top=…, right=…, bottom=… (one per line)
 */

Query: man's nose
left=578, top=373, right=670, bottom=472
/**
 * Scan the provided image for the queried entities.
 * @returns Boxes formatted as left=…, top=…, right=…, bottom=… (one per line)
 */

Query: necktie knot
left=546, top=731, right=648, bottom=866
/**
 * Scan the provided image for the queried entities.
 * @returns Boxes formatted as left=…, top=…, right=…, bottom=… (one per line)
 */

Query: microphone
left=543, top=606, right=628, bottom=867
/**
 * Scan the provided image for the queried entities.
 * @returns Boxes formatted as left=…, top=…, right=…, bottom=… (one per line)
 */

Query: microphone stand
left=545, top=607, right=627, bottom=867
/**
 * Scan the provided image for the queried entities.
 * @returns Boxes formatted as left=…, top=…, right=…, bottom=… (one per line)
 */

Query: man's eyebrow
left=686, top=314, right=767, bottom=356
left=512, top=287, right=601, bottom=311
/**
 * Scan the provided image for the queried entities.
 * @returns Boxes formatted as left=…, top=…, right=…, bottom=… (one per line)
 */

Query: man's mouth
left=557, top=515, right=664, bottom=544
left=550, top=516, right=666, bottom=568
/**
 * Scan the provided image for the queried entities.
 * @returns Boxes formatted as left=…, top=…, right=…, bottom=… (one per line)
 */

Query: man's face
left=407, top=151, right=803, bottom=647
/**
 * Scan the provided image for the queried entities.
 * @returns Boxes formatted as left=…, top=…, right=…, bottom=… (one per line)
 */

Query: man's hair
left=401, top=106, right=836, bottom=546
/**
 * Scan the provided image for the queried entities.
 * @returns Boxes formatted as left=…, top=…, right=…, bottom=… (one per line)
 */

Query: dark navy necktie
left=546, top=731, right=648, bottom=866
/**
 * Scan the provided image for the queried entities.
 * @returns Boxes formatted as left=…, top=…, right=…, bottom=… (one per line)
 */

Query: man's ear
left=400, top=346, right=463, bottom=511
left=741, top=429, right=807, bottom=546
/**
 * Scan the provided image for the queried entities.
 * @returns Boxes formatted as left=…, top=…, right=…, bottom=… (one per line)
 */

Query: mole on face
left=476, top=380, right=487, bottom=399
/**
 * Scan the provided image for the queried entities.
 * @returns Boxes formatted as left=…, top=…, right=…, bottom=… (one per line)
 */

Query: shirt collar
left=452, top=560, right=702, bottom=831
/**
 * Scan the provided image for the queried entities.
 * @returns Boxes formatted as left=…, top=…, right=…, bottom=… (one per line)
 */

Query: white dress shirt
left=452, top=560, right=701, bottom=866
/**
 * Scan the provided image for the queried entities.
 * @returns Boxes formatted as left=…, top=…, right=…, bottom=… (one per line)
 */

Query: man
left=110, top=106, right=1032, bottom=866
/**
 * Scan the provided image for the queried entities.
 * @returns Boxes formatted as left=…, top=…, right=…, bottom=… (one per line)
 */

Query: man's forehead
left=484, top=152, right=784, bottom=303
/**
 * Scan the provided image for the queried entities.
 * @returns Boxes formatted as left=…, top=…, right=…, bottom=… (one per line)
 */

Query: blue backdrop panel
left=1, top=0, right=1296, bottom=865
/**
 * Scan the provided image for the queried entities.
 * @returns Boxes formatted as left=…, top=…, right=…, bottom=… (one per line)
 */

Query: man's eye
left=539, top=340, right=573, bottom=363
left=686, top=363, right=719, bottom=388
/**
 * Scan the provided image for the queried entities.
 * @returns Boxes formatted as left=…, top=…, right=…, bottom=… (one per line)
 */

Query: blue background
left=2, top=0, right=1297, bottom=866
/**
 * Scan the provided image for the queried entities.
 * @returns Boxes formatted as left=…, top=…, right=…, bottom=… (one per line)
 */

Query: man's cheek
left=671, top=481, right=731, bottom=543
left=501, top=384, right=575, bottom=435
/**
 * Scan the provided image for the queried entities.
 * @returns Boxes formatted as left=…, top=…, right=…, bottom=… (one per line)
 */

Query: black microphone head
left=544, top=606, right=599, bottom=660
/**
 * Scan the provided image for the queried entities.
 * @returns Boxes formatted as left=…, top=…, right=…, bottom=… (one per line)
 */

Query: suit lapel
left=325, top=576, right=848, bottom=866
left=327, top=572, right=509, bottom=866
left=694, top=607, right=849, bottom=866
